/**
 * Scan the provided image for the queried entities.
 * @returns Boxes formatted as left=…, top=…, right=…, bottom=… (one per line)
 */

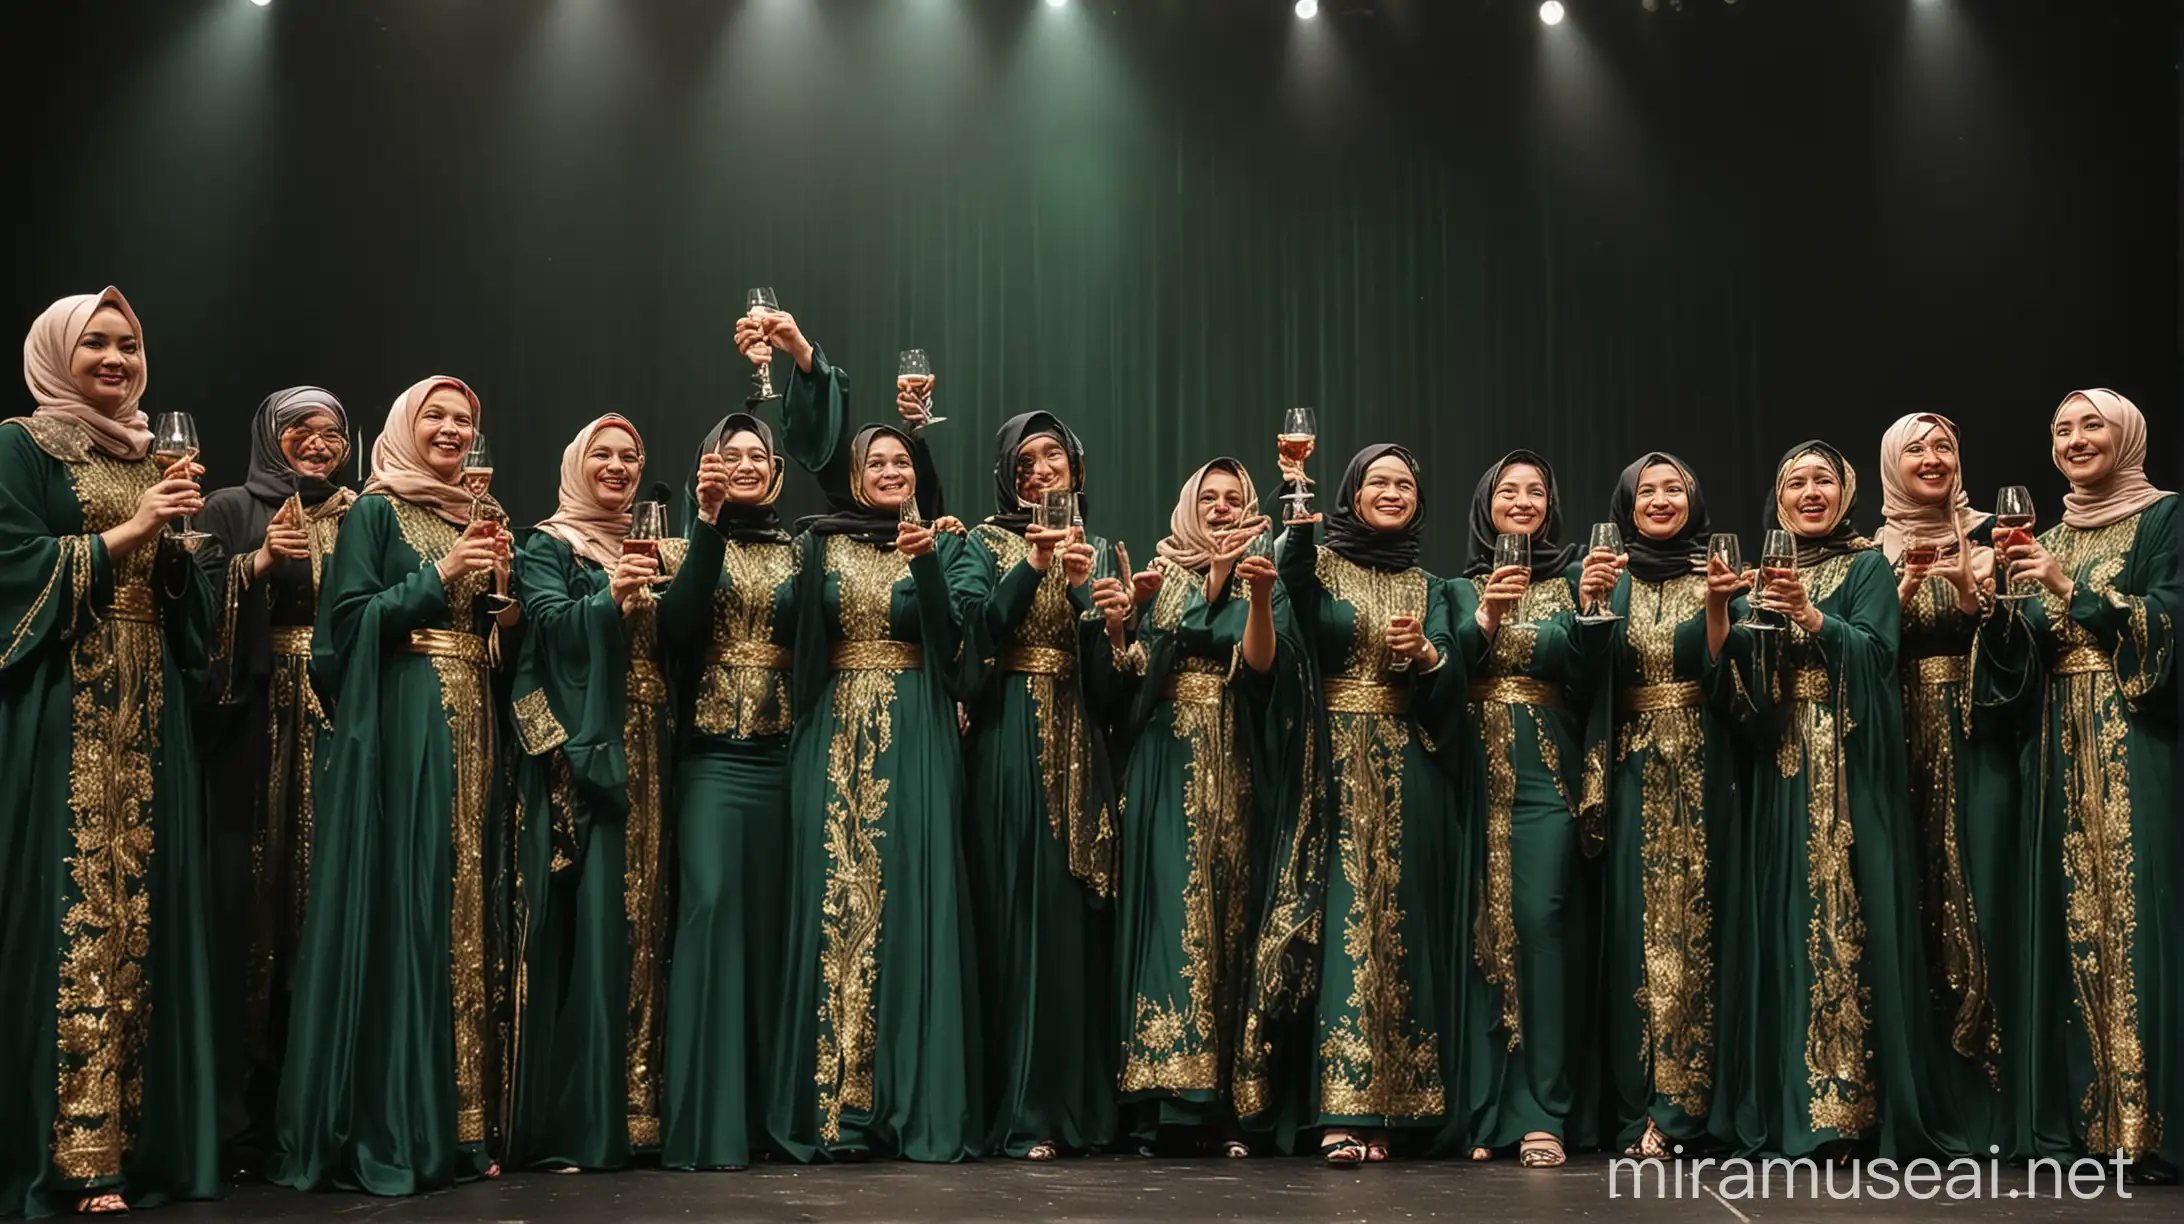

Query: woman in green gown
left=1708, top=441, right=1950, bottom=1160
left=271, top=376, right=522, bottom=1194
left=1873, top=413, right=2021, bottom=1159
left=1108, top=459, right=1287, bottom=1157
left=2, top=289, right=219, bottom=1217
left=1579, top=454, right=1742, bottom=1159
left=1445, top=451, right=1611, bottom=1169
left=962, top=413, right=1121, bottom=1160
left=1984, top=389, right=2176, bottom=1177
left=765, top=368, right=984, bottom=1163
left=505, top=415, right=674, bottom=1171
left=193, top=387, right=354, bottom=1173
left=1258, top=444, right=1468, bottom=1167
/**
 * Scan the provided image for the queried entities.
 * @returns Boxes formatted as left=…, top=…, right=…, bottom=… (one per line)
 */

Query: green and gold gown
left=195, top=481, right=352, bottom=1163
left=1708, top=549, right=1951, bottom=1158
left=504, top=529, right=677, bottom=1170
left=1446, top=573, right=1608, bottom=1151
left=269, top=492, right=515, bottom=1194
left=1579, top=571, right=1740, bottom=1151
left=0, top=417, right=219, bottom=1217
left=1255, top=523, right=1467, bottom=1146
left=1977, top=495, right=2176, bottom=1171
left=1895, top=528, right=2025, bottom=1160
left=1110, top=558, right=1293, bottom=1143
left=962, top=523, right=1122, bottom=1156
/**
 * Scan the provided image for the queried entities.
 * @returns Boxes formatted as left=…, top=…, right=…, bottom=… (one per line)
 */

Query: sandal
left=1222, top=1139, right=1251, bottom=1159
left=1622, top=1118, right=1671, bottom=1160
left=1319, top=1132, right=1366, bottom=1167
left=1470, top=1147, right=1494, bottom=1162
left=1024, top=1142, right=1059, bottom=1162
left=75, top=1194, right=127, bottom=1215
left=1518, top=1133, right=1566, bottom=1169
left=1364, top=1139, right=1390, bottom=1163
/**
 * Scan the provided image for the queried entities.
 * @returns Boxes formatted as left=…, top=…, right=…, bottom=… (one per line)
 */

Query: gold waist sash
left=628, top=657, right=668, bottom=705
left=1908, top=654, right=1969, bottom=685
left=1789, top=667, right=1832, bottom=702
left=707, top=641, right=793, bottom=672
left=1618, top=680, right=1702, bottom=715
left=830, top=640, right=923, bottom=672
left=1174, top=655, right=1228, bottom=677
left=1324, top=675, right=1410, bottom=715
left=402, top=628, right=489, bottom=665
left=1002, top=646, right=1074, bottom=677
left=269, top=625, right=314, bottom=657
left=2051, top=646, right=2109, bottom=677
left=1468, top=676, right=1563, bottom=709
left=109, top=584, right=156, bottom=624
left=1161, top=672, right=1226, bottom=705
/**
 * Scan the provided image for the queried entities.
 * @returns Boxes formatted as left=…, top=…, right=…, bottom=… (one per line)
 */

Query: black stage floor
left=173, top=1156, right=2173, bottom=1222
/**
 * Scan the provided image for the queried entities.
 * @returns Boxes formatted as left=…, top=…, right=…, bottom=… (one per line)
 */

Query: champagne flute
left=1279, top=406, right=1317, bottom=523
left=898, top=490, right=926, bottom=530
left=1714, top=533, right=1768, bottom=631
left=1091, top=537, right=1119, bottom=585
left=460, top=433, right=514, bottom=610
left=626, top=501, right=671, bottom=586
left=151, top=411, right=210, bottom=551
left=746, top=287, right=780, bottom=403
left=1577, top=522, right=1623, bottom=623
left=1993, top=485, right=2036, bottom=601
left=897, top=349, right=942, bottom=427
left=1494, top=531, right=1529, bottom=579
left=1757, top=528, right=1798, bottom=630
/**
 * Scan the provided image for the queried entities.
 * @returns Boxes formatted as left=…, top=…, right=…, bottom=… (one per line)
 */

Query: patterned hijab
left=536, top=414, right=643, bottom=569
left=2052, top=389, right=2171, bottom=529
left=1156, top=457, right=1261, bottom=573
left=362, top=376, right=488, bottom=526
left=23, top=287, right=152, bottom=460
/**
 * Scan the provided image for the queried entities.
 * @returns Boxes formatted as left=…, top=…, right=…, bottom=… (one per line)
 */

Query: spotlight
left=250, top=0, right=271, bottom=7
left=1539, top=1, right=1565, bottom=24
left=1044, top=0, right=1067, bottom=8
left=1295, top=0, right=1319, bottom=17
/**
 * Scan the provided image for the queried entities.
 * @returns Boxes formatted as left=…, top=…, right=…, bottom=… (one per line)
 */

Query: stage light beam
left=1045, top=0, right=1068, bottom=8
left=1295, top=0, right=1319, bottom=18
left=1539, top=1, right=1565, bottom=25
left=249, top=0, right=271, bottom=7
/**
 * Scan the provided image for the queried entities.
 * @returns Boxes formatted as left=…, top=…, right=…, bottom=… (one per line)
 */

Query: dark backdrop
left=7, top=0, right=2175, bottom=573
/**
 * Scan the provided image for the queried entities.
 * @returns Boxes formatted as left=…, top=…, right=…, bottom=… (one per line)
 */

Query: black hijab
left=685, top=412, right=790, bottom=544
left=1465, top=448, right=1582, bottom=581
left=1766, top=439, right=1873, bottom=566
left=987, top=411, right=1086, bottom=536
left=243, top=386, right=350, bottom=507
left=1612, top=451, right=1711, bottom=584
left=797, top=424, right=935, bottom=548
left=1324, top=443, right=1425, bottom=573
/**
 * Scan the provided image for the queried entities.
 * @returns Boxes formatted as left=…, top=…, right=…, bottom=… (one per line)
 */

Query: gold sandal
left=1518, top=1133, right=1566, bottom=1169
left=1622, top=1118, right=1671, bottom=1160
left=76, top=1194, right=127, bottom=1215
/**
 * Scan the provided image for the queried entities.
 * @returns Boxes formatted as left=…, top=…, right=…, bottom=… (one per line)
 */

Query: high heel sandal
left=1319, top=1134, right=1366, bottom=1167
left=1622, top=1118, right=1671, bottom=1160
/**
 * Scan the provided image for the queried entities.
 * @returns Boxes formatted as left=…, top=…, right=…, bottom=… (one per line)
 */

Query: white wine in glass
left=151, top=411, right=210, bottom=551
left=1577, top=521, right=1623, bottom=623
left=747, top=288, right=780, bottom=403
left=897, top=349, right=942, bottom=426
left=1756, top=528, right=1797, bottom=630
left=460, top=433, right=513, bottom=610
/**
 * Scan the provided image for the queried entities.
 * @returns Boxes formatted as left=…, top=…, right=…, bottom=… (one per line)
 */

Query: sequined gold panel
left=622, top=607, right=670, bottom=1149
left=1232, top=697, right=1324, bottom=1120
left=696, top=540, right=796, bottom=738
left=1319, top=547, right=1427, bottom=679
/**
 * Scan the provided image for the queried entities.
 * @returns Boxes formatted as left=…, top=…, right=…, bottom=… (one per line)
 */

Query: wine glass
left=1091, top=537, right=1119, bottom=584
left=1713, top=533, right=1765, bottom=631
left=1279, top=406, right=1318, bottom=523
left=1577, top=522, right=1623, bottom=623
left=151, top=412, right=210, bottom=551
left=746, top=288, right=780, bottom=403
left=897, top=349, right=942, bottom=427
left=1494, top=531, right=1529, bottom=577
left=1756, top=528, right=1797, bottom=630
left=1994, top=485, right=2036, bottom=601
left=626, top=501, right=672, bottom=586
left=898, top=490, right=926, bottom=529
left=460, top=433, right=514, bottom=610
left=1040, top=489, right=1075, bottom=533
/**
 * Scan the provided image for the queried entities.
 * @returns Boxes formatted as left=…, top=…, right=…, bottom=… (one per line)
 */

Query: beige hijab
left=23, top=288, right=153, bottom=460
left=1156, top=457, right=1261, bottom=572
left=536, top=414, right=643, bottom=569
left=2053, top=389, right=2171, bottom=530
left=1875, top=412, right=1986, bottom=561
left=363, top=376, right=487, bottom=526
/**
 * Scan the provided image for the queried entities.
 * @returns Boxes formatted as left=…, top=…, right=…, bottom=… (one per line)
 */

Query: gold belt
left=1468, top=676, right=1563, bottom=709
left=1789, top=667, right=1832, bottom=702
left=1174, top=656, right=1228, bottom=677
left=401, top=628, right=489, bottom=664
left=1618, top=680, right=1702, bottom=715
left=628, top=657, right=668, bottom=705
left=1161, top=672, right=1226, bottom=705
left=1002, top=646, right=1074, bottom=677
left=2051, top=646, right=2109, bottom=677
left=708, top=641, right=793, bottom=672
left=269, top=625, right=314, bottom=657
left=830, top=640, right=923, bottom=672
left=109, top=584, right=156, bottom=624
left=1909, top=654, right=1968, bottom=685
left=1324, top=675, right=1410, bottom=715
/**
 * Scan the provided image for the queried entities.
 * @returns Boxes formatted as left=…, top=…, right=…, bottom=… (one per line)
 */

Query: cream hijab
left=1156, top=457, right=1261, bottom=572
left=536, top=415, right=643, bottom=569
left=362, top=376, right=487, bottom=526
left=1875, top=412, right=1985, bottom=562
left=23, top=288, right=153, bottom=460
left=2053, top=389, right=2171, bottom=530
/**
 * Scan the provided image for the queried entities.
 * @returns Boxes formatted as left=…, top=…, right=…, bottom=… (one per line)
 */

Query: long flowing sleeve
left=510, top=531, right=631, bottom=807
left=2066, top=496, right=2176, bottom=707
left=309, top=496, right=449, bottom=715
left=0, top=423, right=111, bottom=673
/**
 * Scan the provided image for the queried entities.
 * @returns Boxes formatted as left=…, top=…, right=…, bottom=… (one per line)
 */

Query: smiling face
left=861, top=434, right=916, bottom=510
left=413, top=386, right=477, bottom=482
left=1356, top=455, right=1419, bottom=532
left=1489, top=462, right=1548, bottom=537
left=717, top=428, right=776, bottom=505
left=71, top=304, right=142, bottom=415
left=584, top=424, right=642, bottom=509
left=1196, top=468, right=1248, bottom=532
left=1631, top=461, right=1690, bottom=541
left=1777, top=452, right=1844, bottom=537
left=1897, top=424, right=1959, bottom=506
left=279, top=408, right=347, bottom=481
left=1015, top=434, right=1073, bottom=503
left=2052, top=401, right=2117, bottom=488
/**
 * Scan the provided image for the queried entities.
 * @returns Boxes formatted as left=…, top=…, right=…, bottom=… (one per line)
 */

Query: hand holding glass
left=897, top=349, right=942, bottom=426
left=151, top=412, right=210, bottom=551
left=1993, top=485, right=2036, bottom=601
left=1578, top=522, right=1623, bottom=622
